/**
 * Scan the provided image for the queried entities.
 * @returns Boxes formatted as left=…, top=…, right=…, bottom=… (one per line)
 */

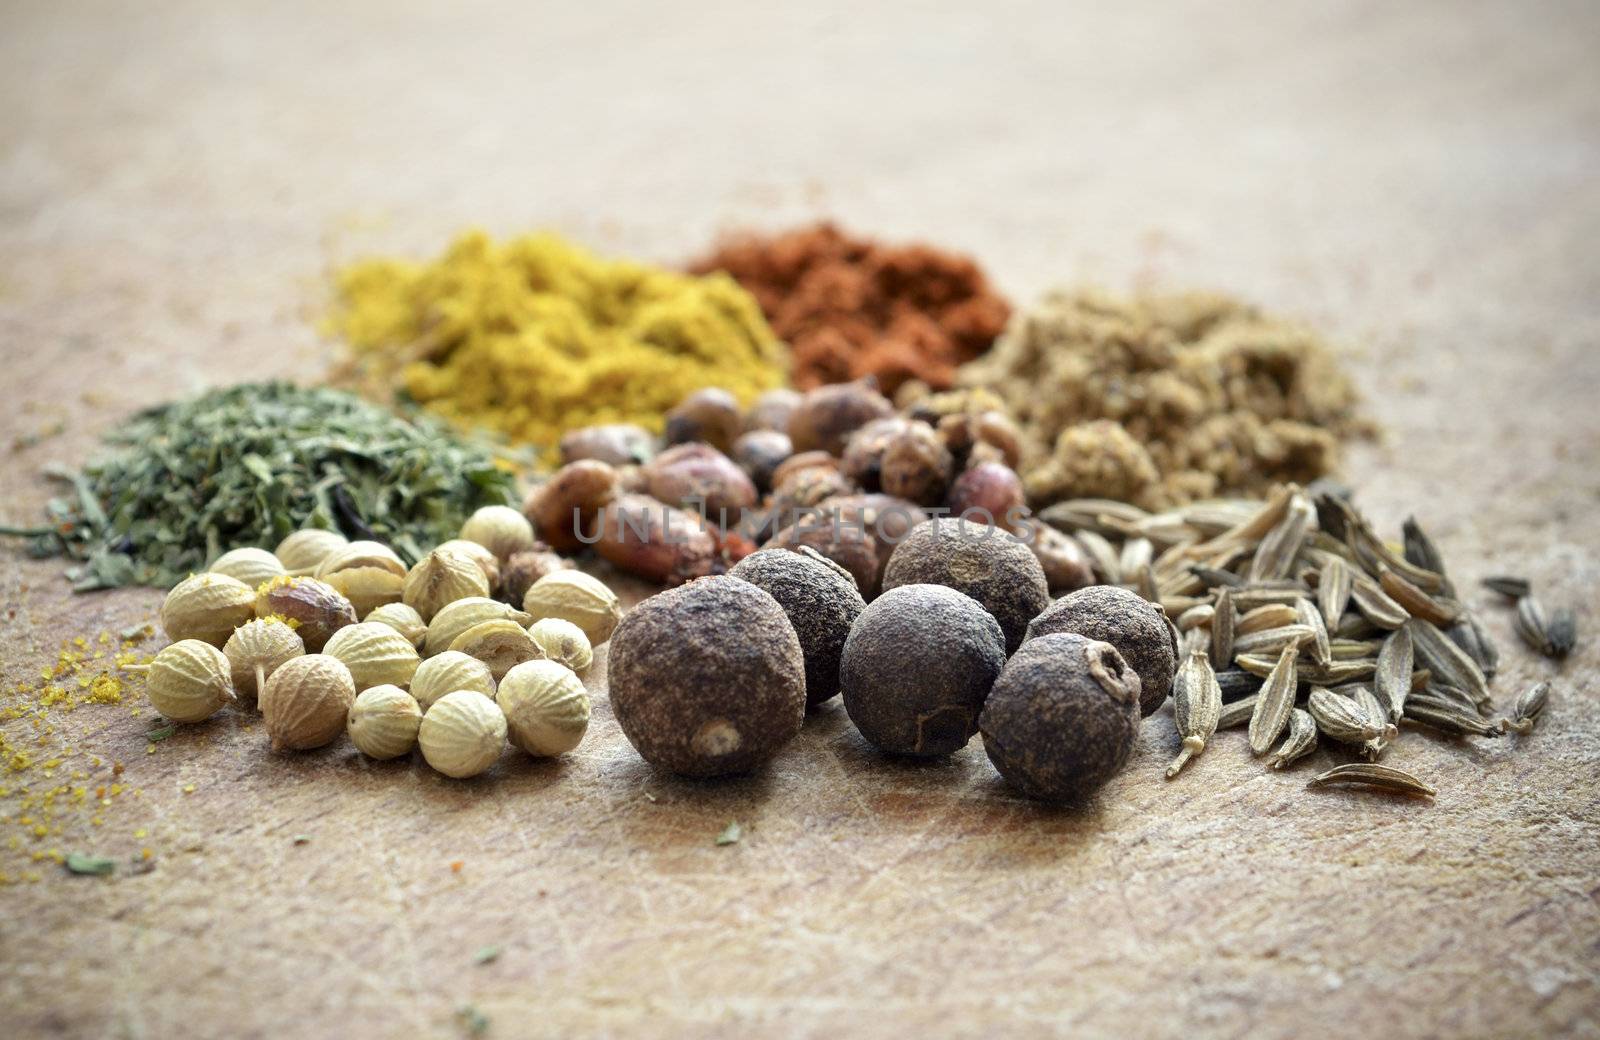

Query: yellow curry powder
left=328, top=231, right=789, bottom=459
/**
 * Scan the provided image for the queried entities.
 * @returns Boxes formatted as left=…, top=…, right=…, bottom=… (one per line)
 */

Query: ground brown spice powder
left=959, top=289, right=1368, bottom=509
left=690, top=222, right=1010, bottom=395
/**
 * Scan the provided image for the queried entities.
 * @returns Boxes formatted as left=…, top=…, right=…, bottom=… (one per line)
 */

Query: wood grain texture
left=2, top=1, right=1597, bottom=1037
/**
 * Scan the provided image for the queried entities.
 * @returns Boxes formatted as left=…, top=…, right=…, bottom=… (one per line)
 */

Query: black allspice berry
left=979, top=633, right=1141, bottom=803
left=1025, top=585, right=1178, bottom=717
left=880, top=517, right=1049, bottom=654
left=728, top=546, right=866, bottom=710
left=609, top=576, right=806, bottom=777
left=841, top=584, right=1006, bottom=757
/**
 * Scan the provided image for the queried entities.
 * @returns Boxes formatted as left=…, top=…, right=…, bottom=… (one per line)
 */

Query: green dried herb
left=65, top=853, right=117, bottom=876
left=12, top=382, right=520, bottom=590
left=144, top=724, right=176, bottom=743
left=456, top=1005, right=490, bottom=1036
left=473, top=945, right=502, bottom=965
left=715, top=821, right=742, bottom=846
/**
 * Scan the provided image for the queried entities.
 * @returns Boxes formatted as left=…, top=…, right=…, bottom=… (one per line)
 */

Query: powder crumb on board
left=0, top=627, right=156, bottom=883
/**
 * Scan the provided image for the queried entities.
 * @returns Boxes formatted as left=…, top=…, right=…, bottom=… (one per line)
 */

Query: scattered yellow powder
left=960, top=289, right=1369, bottom=509
left=328, top=230, right=790, bottom=461
left=0, top=628, right=154, bottom=884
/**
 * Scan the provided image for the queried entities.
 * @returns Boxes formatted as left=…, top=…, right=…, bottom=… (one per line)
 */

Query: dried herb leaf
left=1306, top=763, right=1435, bottom=797
left=715, top=821, right=742, bottom=846
left=65, top=853, right=117, bottom=876
left=473, top=945, right=502, bottom=965
left=144, top=724, right=176, bottom=743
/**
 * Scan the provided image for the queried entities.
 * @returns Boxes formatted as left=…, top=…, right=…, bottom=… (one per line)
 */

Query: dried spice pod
left=1403, top=698, right=1502, bottom=738
left=224, top=617, right=305, bottom=705
left=459, top=505, right=537, bottom=561
left=1166, top=651, right=1221, bottom=779
left=431, top=539, right=502, bottom=589
left=314, top=540, right=407, bottom=616
left=1028, top=584, right=1177, bottom=717
left=323, top=621, right=421, bottom=691
left=207, top=547, right=287, bottom=590
left=787, top=379, right=896, bottom=456
left=1308, top=687, right=1386, bottom=746
left=496, top=548, right=570, bottom=606
left=881, top=518, right=1048, bottom=655
left=1446, top=613, right=1498, bottom=680
left=1317, top=556, right=1353, bottom=630
left=522, top=571, right=623, bottom=647
left=591, top=493, right=722, bottom=587
left=1236, top=603, right=1300, bottom=636
left=643, top=442, right=760, bottom=520
left=1500, top=681, right=1550, bottom=735
left=1481, top=575, right=1531, bottom=599
left=1218, top=694, right=1259, bottom=730
left=559, top=423, right=656, bottom=467
left=364, top=602, right=427, bottom=649
left=527, top=618, right=593, bottom=674
left=1266, top=708, right=1317, bottom=770
left=1374, top=627, right=1414, bottom=723
left=146, top=640, right=237, bottom=723
left=1379, top=566, right=1461, bottom=627
left=402, top=546, right=492, bottom=622
left=260, top=654, right=357, bottom=751
left=347, top=684, right=423, bottom=760
left=524, top=459, right=620, bottom=552
left=422, top=597, right=532, bottom=658
left=161, top=572, right=257, bottom=647
left=610, top=576, right=806, bottom=776
left=1210, top=587, right=1236, bottom=672
left=1297, top=598, right=1332, bottom=667
left=274, top=528, right=349, bottom=574
left=980, top=634, right=1141, bottom=803
left=254, top=576, right=359, bottom=652
left=419, top=691, right=507, bottom=778
left=410, top=650, right=496, bottom=711
left=665, top=387, right=743, bottom=453
left=496, top=660, right=590, bottom=757
left=1306, top=763, right=1435, bottom=798
left=448, top=619, right=543, bottom=681
left=1247, top=645, right=1299, bottom=755
left=1405, top=618, right=1490, bottom=709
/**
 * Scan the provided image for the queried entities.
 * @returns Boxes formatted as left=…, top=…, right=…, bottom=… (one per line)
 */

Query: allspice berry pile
left=728, top=547, right=865, bottom=709
left=979, top=634, right=1142, bottom=803
left=1027, top=585, right=1178, bottom=717
left=881, top=517, right=1049, bottom=654
left=609, top=576, right=806, bottom=777
left=841, top=584, right=1005, bottom=757
left=690, top=222, right=1011, bottom=395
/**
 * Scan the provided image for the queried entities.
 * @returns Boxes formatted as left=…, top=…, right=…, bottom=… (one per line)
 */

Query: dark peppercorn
left=609, top=576, right=806, bottom=777
left=729, top=546, right=865, bottom=709
left=979, top=633, right=1141, bottom=803
left=841, top=583, right=1006, bottom=756
left=1025, top=585, right=1178, bottom=717
left=880, top=517, right=1049, bottom=654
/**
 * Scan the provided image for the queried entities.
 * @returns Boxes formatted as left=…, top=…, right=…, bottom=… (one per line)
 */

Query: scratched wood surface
left=2, top=2, right=1597, bottom=1037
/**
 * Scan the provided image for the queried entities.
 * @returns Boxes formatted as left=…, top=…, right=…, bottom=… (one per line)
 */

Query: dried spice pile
left=7, top=382, right=518, bottom=589
left=959, top=289, right=1367, bottom=510
left=690, top=222, right=1010, bottom=395
left=1038, top=484, right=1553, bottom=794
left=330, top=231, right=788, bottom=459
